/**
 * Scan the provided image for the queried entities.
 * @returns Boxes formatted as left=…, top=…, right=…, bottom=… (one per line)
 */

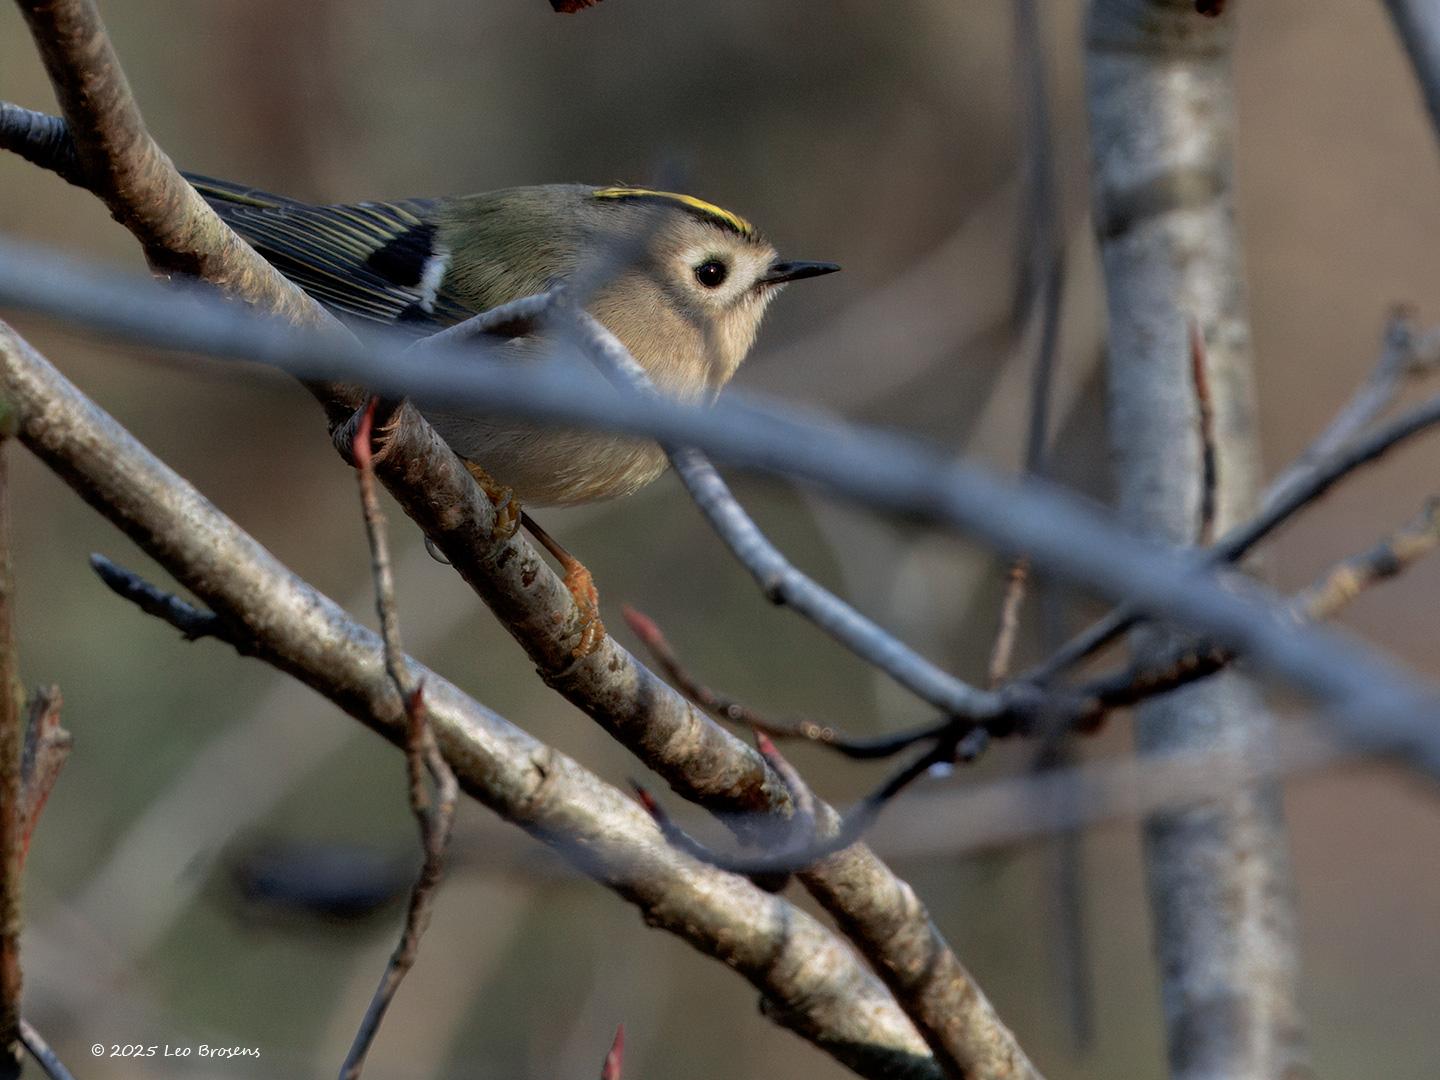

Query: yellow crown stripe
left=592, top=187, right=754, bottom=237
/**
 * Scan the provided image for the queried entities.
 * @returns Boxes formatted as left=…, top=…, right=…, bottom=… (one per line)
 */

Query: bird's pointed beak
left=757, top=259, right=841, bottom=286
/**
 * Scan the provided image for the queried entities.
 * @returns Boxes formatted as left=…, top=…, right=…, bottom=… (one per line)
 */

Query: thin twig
left=89, top=553, right=233, bottom=644
left=1012, top=1, right=1091, bottom=1046
left=339, top=401, right=458, bottom=1080
left=1079, top=498, right=1440, bottom=717
left=991, top=0, right=1067, bottom=691
left=985, top=558, right=1030, bottom=688
left=18, top=1019, right=76, bottom=1080
left=644, top=730, right=990, bottom=878
left=1293, top=496, right=1440, bottom=621
left=621, top=606, right=945, bottom=759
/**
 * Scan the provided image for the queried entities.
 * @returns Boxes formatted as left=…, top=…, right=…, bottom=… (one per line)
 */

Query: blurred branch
left=0, top=322, right=938, bottom=1080
left=1087, top=5, right=1309, bottom=1080
left=339, top=403, right=458, bottom=1080
left=1386, top=0, right=1440, bottom=153
left=869, top=725, right=1340, bottom=861
left=2, top=246, right=1440, bottom=773
left=0, top=421, right=19, bottom=1076
left=18, top=1019, right=75, bottom=1080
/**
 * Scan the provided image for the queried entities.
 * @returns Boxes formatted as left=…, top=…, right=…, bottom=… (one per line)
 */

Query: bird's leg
left=521, top=511, right=606, bottom=660
left=463, top=460, right=523, bottom=540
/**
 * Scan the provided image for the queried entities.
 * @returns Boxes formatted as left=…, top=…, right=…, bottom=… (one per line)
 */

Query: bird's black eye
left=694, top=260, right=729, bottom=288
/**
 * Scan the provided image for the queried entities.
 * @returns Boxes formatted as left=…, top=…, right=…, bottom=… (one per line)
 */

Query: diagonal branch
left=9, top=1, right=334, bottom=331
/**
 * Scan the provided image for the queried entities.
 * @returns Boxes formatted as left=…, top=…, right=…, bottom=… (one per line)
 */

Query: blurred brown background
left=1, top=1, right=1438, bottom=1077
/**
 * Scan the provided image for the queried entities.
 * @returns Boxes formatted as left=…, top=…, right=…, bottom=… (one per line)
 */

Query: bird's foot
left=464, top=460, right=522, bottom=541
left=523, top=513, right=606, bottom=660
left=561, top=557, right=605, bottom=660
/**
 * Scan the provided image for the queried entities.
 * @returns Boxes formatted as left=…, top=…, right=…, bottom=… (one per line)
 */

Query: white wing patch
left=417, top=247, right=451, bottom=313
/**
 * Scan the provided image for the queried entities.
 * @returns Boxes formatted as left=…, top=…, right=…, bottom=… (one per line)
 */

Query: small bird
left=188, top=176, right=838, bottom=652
left=188, top=176, right=838, bottom=505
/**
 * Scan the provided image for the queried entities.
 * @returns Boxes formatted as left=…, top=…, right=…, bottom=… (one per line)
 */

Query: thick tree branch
left=9, top=3, right=333, bottom=332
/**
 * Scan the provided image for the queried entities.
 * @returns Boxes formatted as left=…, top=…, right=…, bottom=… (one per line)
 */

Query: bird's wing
left=186, top=173, right=476, bottom=332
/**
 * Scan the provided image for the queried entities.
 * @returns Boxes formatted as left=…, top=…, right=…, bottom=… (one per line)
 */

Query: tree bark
left=1085, top=3, right=1311, bottom=1078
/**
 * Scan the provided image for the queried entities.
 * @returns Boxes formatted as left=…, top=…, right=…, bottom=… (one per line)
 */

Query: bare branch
left=1293, top=496, right=1440, bottom=621
left=0, top=104, right=82, bottom=187
left=622, top=606, right=941, bottom=760
left=985, top=558, right=1029, bottom=688
left=1386, top=0, right=1440, bottom=153
left=5, top=8, right=332, bottom=331
left=18, top=1019, right=75, bottom=1080
left=89, top=552, right=233, bottom=644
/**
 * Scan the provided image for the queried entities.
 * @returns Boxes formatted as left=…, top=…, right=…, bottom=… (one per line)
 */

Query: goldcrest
left=188, top=176, right=839, bottom=505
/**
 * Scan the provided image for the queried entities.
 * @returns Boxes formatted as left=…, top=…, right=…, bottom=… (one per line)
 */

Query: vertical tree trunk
left=1084, top=4, right=1311, bottom=1078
